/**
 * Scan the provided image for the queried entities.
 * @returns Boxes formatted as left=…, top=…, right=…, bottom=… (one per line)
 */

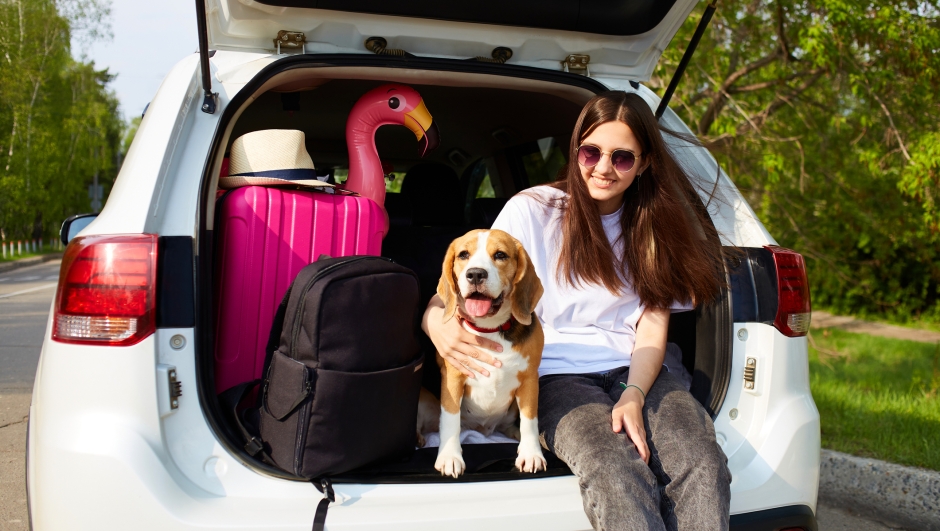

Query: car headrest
left=401, top=162, right=463, bottom=226
left=383, top=193, right=413, bottom=227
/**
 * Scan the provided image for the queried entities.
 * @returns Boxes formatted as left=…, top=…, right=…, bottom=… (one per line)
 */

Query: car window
left=385, top=172, right=406, bottom=193
left=324, top=168, right=405, bottom=193
left=521, top=137, right=567, bottom=187
left=464, top=158, right=498, bottom=199
left=476, top=172, right=495, bottom=199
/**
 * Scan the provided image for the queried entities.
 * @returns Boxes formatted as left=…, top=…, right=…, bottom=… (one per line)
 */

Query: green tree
left=0, top=0, right=122, bottom=243
left=656, top=0, right=940, bottom=323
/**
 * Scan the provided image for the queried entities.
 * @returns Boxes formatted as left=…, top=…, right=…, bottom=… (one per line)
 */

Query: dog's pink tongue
left=465, top=298, right=492, bottom=317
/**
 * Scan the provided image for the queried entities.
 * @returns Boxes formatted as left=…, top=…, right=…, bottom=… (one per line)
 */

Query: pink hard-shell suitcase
left=213, top=186, right=385, bottom=393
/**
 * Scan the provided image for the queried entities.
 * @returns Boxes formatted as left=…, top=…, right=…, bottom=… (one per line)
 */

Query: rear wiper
left=655, top=1, right=718, bottom=120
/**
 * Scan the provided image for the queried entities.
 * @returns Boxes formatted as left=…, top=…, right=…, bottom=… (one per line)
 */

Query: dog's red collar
left=458, top=315, right=514, bottom=334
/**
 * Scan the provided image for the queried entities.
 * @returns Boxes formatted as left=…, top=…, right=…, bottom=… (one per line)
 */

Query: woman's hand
left=423, top=296, right=503, bottom=378
left=614, top=306, right=669, bottom=465
left=612, top=386, right=649, bottom=464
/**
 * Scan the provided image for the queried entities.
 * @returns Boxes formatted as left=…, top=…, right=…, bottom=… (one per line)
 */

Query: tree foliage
left=655, top=0, right=940, bottom=323
left=0, top=0, right=121, bottom=241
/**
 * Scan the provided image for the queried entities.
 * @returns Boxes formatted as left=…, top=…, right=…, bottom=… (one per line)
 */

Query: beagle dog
left=417, top=229, right=546, bottom=478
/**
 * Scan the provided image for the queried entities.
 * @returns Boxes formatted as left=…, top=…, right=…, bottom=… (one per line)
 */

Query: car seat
left=400, top=162, right=464, bottom=227
left=469, top=197, right=509, bottom=228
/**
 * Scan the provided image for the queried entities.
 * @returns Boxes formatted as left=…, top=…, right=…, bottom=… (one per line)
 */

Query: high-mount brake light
left=764, top=245, right=812, bottom=337
left=53, top=234, right=158, bottom=346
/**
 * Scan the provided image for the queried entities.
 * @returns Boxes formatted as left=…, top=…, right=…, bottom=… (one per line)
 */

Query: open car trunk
left=196, top=56, right=732, bottom=482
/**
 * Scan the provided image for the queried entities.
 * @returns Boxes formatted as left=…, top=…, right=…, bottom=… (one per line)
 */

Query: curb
left=0, top=253, right=63, bottom=274
left=820, top=449, right=940, bottom=530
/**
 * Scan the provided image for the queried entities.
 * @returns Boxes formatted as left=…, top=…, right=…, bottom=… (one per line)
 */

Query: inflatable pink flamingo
left=344, top=84, right=440, bottom=219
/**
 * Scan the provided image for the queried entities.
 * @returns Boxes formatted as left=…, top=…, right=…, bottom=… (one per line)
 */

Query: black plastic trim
left=730, top=504, right=817, bottom=531
left=690, top=252, right=733, bottom=417
left=157, top=236, right=196, bottom=328
left=253, top=0, right=677, bottom=36
left=728, top=247, right=778, bottom=325
left=59, top=212, right=98, bottom=245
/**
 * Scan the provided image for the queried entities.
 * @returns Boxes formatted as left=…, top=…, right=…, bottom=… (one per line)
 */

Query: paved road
left=0, top=260, right=59, bottom=531
left=0, top=260, right=916, bottom=530
left=0, top=261, right=59, bottom=393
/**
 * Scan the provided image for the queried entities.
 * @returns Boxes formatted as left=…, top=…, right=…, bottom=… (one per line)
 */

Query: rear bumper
left=29, top=326, right=819, bottom=530
left=731, top=504, right=817, bottom=531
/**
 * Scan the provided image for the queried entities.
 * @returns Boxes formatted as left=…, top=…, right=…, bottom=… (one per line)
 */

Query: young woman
left=422, top=91, right=731, bottom=530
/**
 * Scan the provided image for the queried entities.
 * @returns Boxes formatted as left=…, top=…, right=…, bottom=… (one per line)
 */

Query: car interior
left=204, top=68, right=731, bottom=482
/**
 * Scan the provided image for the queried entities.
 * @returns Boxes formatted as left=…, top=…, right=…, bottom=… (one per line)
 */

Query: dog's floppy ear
left=437, top=240, right=459, bottom=323
left=510, top=240, right=543, bottom=325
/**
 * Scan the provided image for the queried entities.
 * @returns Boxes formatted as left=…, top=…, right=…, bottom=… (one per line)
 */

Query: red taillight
left=53, top=234, right=158, bottom=346
left=765, top=245, right=811, bottom=337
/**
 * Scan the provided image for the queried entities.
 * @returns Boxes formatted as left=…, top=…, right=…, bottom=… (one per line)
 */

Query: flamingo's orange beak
left=404, top=99, right=440, bottom=157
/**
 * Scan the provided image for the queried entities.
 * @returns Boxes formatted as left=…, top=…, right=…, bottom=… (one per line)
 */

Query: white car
left=27, top=0, right=820, bottom=529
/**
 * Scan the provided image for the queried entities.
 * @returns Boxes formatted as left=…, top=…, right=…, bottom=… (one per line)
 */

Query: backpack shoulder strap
left=217, top=379, right=275, bottom=465
left=262, top=285, right=293, bottom=377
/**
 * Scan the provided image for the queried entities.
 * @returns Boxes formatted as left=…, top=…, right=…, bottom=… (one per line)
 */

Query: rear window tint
left=321, top=167, right=405, bottom=193
left=522, top=137, right=567, bottom=187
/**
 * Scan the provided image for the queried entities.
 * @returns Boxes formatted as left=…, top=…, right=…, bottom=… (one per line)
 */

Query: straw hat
left=218, top=129, right=333, bottom=190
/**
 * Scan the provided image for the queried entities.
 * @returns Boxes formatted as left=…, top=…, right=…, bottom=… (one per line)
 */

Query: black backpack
left=223, top=255, right=424, bottom=484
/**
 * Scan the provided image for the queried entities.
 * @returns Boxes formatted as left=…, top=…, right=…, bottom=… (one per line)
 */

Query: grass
left=0, top=246, right=61, bottom=263
left=808, top=328, right=940, bottom=471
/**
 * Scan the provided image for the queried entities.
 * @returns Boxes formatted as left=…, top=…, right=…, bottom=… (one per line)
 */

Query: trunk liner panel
left=332, top=443, right=572, bottom=484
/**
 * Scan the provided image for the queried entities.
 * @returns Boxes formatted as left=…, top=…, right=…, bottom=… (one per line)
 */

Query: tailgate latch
left=744, top=357, right=756, bottom=390
left=157, top=364, right=182, bottom=416
left=562, top=54, right=590, bottom=75
left=275, top=31, right=306, bottom=54
left=169, top=368, right=182, bottom=409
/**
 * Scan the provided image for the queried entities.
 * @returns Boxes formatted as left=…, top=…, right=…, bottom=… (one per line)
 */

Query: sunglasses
left=577, top=145, right=640, bottom=173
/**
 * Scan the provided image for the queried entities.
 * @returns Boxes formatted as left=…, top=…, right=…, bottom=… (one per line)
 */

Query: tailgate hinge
left=275, top=31, right=306, bottom=54
left=561, top=54, right=590, bottom=75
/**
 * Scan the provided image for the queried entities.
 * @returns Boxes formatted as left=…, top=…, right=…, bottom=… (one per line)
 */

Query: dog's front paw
left=515, top=444, right=547, bottom=473
left=435, top=451, right=466, bottom=478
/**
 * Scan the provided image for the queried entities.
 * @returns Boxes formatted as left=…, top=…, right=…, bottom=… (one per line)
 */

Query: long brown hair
left=544, top=91, right=725, bottom=309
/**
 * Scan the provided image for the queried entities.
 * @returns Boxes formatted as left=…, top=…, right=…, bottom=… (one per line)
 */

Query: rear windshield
left=252, top=0, right=677, bottom=36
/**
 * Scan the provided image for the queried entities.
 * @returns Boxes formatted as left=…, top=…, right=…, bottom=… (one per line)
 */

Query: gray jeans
left=538, top=366, right=731, bottom=531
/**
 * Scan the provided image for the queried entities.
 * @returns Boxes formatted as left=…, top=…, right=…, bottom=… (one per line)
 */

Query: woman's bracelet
left=619, top=382, right=647, bottom=400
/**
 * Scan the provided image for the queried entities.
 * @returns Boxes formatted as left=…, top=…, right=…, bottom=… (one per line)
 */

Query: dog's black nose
left=466, top=268, right=488, bottom=285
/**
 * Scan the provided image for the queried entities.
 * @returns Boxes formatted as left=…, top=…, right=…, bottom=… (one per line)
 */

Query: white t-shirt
left=492, top=186, right=691, bottom=376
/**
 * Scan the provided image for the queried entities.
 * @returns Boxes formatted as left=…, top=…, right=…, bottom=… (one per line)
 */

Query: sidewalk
left=0, top=253, right=63, bottom=275
left=812, top=310, right=940, bottom=344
